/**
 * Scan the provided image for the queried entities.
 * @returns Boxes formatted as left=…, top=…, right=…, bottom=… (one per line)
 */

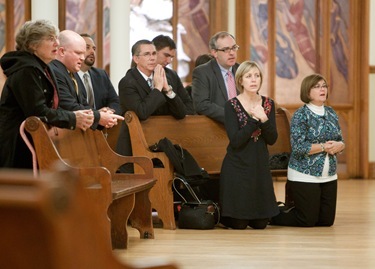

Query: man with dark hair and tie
left=152, top=34, right=195, bottom=115
left=76, top=33, right=121, bottom=116
left=116, top=39, right=193, bottom=168
left=50, top=30, right=123, bottom=130
left=191, top=31, right=240, bottom=124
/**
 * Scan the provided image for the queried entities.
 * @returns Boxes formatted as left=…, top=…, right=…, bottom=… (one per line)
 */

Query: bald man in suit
left=50, top=30, right=123, bottom=130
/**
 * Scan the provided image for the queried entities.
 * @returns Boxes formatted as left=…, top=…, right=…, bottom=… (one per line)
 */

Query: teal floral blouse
left=288, top=104, right=344, bottom=177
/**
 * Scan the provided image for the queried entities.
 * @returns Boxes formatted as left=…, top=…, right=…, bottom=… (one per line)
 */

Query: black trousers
left=270, top=180, right=337, bottom=227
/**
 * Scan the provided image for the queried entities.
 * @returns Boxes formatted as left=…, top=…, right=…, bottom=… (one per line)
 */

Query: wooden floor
left=114, top=180, right=375, bottom=269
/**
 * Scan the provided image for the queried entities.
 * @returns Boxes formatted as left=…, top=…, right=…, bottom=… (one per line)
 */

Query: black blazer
left=164, top=67, right=195, bottom=115
left=118, top=67, right=192, bottom=121
left=115, top=67, right=194, bottom=162
left=49, top=59, right=100, bottom=129
left=191, top=59, right=239, bottom=123
left=76, top=67, right=122, bottom=115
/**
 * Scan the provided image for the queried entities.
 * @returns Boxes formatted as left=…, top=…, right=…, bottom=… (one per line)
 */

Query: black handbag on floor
left=173, top=176, right=219, bottom=230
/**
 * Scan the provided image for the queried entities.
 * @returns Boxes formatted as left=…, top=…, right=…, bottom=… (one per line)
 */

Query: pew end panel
left=125, top=111, right=176, bottom=230
left=24, top=116, right=157, bottom=249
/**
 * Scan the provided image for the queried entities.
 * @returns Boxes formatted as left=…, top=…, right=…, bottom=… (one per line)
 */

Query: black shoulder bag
left=173, top=176, right=219, bottom=230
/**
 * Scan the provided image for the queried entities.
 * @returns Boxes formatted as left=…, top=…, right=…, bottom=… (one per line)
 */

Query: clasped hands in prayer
left=153, top=64, right=170, bottom=92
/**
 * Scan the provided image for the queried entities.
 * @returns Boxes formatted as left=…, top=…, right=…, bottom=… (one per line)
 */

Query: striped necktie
left=147, top=77, right=153, bottom=89
left=226, top=71, right=237, bottom=99
left=83, top=73, right=95, bottom=108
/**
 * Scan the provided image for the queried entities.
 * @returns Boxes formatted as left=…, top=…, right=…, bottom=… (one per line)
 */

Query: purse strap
left=172, top=175, right=202, bottom=204
left=173, top=175, right=221, bottom=225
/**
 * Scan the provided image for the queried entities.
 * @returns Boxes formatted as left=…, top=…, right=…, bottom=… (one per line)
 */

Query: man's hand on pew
left=74, top=109, right=94, bottom=131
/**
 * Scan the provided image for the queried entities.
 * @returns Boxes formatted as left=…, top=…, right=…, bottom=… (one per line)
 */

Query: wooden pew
left=124, top=107, right=292, bottom=229
left=104, top=122, right=122, bottom=151
left=24, top=116, right=156, bottom=249
left=0, top=167, right=178, bottom=269
left=268, top=106, right=292, bottom=179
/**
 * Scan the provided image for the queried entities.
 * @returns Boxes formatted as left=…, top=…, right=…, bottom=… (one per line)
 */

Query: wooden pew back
left=124, top=107, right=292, bottom=229
left=139, top=114, right=228, bottom=174
left=0, top=167, right=177, bottom=269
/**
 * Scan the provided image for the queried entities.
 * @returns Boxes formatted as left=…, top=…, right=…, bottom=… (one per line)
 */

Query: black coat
left=49, top=59, right=101, bottom=130
left=116, top=66, right=194, bottom=161
left=0, top=51, right=75, bottom=168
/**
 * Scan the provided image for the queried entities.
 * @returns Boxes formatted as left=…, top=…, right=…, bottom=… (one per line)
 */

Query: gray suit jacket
left=191, top=59, right=239, bottom=123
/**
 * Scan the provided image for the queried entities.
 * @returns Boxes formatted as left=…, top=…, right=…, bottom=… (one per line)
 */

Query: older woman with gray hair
left=0, top=20, right=94, bottom=168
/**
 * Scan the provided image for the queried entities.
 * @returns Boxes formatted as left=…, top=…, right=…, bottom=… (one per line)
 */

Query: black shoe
left=277, top=201, right=295, bottom=213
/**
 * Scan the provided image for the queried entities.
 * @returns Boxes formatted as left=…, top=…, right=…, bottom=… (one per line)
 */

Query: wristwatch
left=163, top=85, right=173, bottom=94
left=320, top=143, right=325, bottom=152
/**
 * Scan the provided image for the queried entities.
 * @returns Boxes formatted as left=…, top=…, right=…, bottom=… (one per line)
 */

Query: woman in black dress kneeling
left=220, top=61, right=279, bottom=229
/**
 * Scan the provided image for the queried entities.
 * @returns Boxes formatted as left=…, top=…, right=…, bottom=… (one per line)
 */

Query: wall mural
left=329, top=0, right=349, bottom=104
left=0, top=0, right=5, bottom=56
left=250, top=0, right=349, bottom=106
left=178, top=0, right=210, bottom=81
left=275, top=0, right=316, bottom=104
left=250, top=0, right=270, bottom=96
left=0, top=0, right=5, bottom=93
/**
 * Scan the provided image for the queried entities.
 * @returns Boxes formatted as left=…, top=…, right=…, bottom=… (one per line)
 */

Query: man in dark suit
left=116, top=39, right=193, bottom=167
left=50, top=30, right=123, bottom=130
left=191, top=31, right=240, bottom=123
left=152, top=34, right=195, bottom=115
left=76, top=33, right=121, bottom=115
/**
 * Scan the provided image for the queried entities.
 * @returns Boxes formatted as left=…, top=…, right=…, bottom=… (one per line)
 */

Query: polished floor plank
left=114, top=180, right=375, bottom=269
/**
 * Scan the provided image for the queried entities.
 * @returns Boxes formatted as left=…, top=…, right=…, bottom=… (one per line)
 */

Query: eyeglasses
left=312, top=84, right=328, bottom=89
left=215, top=45, right=240, bottom=53
left=137, top=51, right=157, bottom=58
left=44, top=35, right=58, bottom=43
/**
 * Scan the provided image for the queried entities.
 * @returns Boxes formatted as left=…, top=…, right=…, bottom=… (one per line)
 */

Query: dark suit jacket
left=164, top=67, right=195, bottom=115
left=49, top=59, right=100, bottom=129
left=191, top=59, right=239, bottom=123
left=116, top=67, right=194, bottom=161
left=76, top=67, right=122, bottom=115
left=118, top=67, right=193, bottom=121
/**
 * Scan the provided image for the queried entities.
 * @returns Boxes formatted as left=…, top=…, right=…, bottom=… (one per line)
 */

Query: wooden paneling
left=209, top=0, right=228, bottom=35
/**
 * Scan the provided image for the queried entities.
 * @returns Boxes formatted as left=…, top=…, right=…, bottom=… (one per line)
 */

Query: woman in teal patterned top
left=271, top=73, right=345, bottom=227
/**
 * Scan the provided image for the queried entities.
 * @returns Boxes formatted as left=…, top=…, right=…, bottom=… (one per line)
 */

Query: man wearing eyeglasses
left=191, top=31, right=240, bottom=124
left=116, top=39, right=193, bottom=169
